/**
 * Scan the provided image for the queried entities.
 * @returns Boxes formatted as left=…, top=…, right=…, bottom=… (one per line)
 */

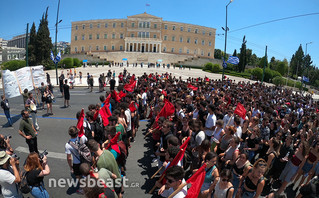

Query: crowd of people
left=1, top=66, right=319, bottom=198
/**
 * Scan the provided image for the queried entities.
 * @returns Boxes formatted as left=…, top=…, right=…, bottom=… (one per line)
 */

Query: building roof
left=128, top=12, right=161, bottom=19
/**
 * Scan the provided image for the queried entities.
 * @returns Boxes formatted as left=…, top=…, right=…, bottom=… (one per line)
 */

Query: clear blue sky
left=1, top=0, right=319, bottom=67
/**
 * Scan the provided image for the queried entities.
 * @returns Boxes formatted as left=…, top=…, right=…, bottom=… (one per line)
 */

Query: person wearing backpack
left=0, top=151, right=22, bottom=198
left=65, top=126, right=88, bottom=194
left=24, top=152, right=50, bottom=198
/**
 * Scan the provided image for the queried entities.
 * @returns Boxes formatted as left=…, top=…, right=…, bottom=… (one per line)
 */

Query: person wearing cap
left=18, top=110, right=39, bottom=153
left=0, top=151, right=22, bottom=198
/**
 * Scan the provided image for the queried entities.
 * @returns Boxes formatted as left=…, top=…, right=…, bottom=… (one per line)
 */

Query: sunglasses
left=166, top=178, right=175, bottom=183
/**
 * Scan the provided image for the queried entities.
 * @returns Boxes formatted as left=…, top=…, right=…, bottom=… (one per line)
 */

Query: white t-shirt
left=161, top=179, right=187, bottom=198
left=0, top=168, right=23, bottom=198
left=65, top=136, right=88, bottom=164
left=205, top=113, right=216, bottom=136
left=223, top=114, right=232, bottom=129
left=125, top=109, right=132, bottom=131
left=235, top=126, right=242, bottom=138
left=195, top=131, right=206, bottom=146
left=142, top=92, right=147, bottom=106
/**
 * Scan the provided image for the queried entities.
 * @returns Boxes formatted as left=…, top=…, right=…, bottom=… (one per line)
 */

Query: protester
left=43, top=85, right=54, bottom=115
left=25, top=92, right=39, bottom=131
left=63, top=79, right=70, bottom=107
left=1, top=95, right=13, bottom=126
left=18, top=110, right=39, bottom=153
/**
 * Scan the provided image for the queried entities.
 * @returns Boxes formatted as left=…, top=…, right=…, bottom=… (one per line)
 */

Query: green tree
left=35, top=7, right=53, bottom=68
left=232, top=49, right=237, bottom=57
left=28, top=22, right=37, bottom=66
left=248, top=53, right=259, bottom=66
left=258, top=56, right=268, bottom=68
left=290, top=45, right=304, bottom=78
left=269, top=56, right=277, bottom=70
left=246, top=49, right=252, bottom=66
left=214, top=49, right=222, bottom=59
left=238, top=36, right=247, bottom=72
left=276, top=59, right=288, bottom=76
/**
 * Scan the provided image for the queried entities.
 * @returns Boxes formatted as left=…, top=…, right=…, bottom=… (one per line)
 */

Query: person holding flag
left=158, top=166, right=187, bottom=198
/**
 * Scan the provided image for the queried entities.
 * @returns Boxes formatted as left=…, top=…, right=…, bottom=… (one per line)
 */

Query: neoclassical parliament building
left=71, top=13, right=216, bottom=63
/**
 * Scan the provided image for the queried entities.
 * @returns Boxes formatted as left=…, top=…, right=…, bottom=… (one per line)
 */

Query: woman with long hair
left=231, top=153, right=251, bottom=198
left=236, top=158, right=266, bottom=198
left=209, top=169, right=234, bottom=198
left=199, top=152, right=219, bottom=198
left=24, top=152, right=50, bottom=198
left=43, top=86, right=53, bottom=115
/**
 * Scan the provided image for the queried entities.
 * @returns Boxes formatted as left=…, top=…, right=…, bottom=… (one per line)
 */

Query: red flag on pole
left=119, top=91, right=126, bottom=98
left=161, top=90, right=167, bottom=96
left=100, top=104, right=112, bottom=126
left=103, top=94, right=111, bottom=106
left=105, top=132, right=121, bottom=151
left=234, top=103, right=246, bottom=119
left=156, top=99, right=175, bottom=121
left=185, top=163, right=207, bottom=198
left=112, top=90, right=121, bottom=102
left=187, top=83, right=198, bottom=91
left=77, top=109, right=85, bottom=137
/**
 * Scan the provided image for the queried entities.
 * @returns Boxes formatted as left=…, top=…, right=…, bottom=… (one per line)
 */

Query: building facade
left=7, top=34, right=29, bottom=48
left=71, top=13, right=216, bottom=58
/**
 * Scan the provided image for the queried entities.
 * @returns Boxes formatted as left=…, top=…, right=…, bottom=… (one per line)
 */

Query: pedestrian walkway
left=124, top=121, right=158, bottom=198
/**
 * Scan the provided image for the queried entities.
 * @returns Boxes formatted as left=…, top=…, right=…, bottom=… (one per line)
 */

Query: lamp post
left=55, top=0, right=62, bottom=85
left=222, top=0, right=234, bottom=82
left=303, top=42, right=312, bottom=90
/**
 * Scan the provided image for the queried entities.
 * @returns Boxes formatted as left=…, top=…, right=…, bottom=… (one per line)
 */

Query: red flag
left=119, top=91, right=126, bottom=98
left=112, top=90, right=121, bottom=102
left=103, top=94, right=111, bottom=105
left=124, top=83, right=134, bottom=92
left=105, top=132, right=121, bottom=150
left=93, top=109, right=100, bottom=121
left=187, top=83, right=198, bottom=91
left=185, top=163, right=207, bottom=198
left=234, top=103, right=246, bottom=119
left=161, top=90, right=167, bottom=96
left=129, top=102, right=136, bottom=112
left=100, top=104, right=112, bottom=126
left=156, top=99, right=175, bottom=121
left=160, top=137, right=190, bottom=184
left=77, top=109, right=85, bottom=137
left=205, top=77, right=209, bottom=82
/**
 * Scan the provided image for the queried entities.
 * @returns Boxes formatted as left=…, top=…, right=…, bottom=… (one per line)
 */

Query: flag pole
left=151, top=166, right=164, bottom=179
left=149, top=174, right=165, bottom=194
left=168, top=183, right=188, bottom=198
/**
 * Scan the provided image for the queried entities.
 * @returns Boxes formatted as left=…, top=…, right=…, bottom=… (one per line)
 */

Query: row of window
left=74, top=45, right=122, bottom=52
left=75, top=23, right=213, bottom=36
left=74, top=34, right=212, bottom=46
left=74, top=45, right=211, bottom=56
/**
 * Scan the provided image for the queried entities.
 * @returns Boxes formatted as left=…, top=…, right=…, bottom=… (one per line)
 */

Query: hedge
left=73, top=58, right=81, bottom=67
left=1, top=60, right=26, bottom=71
left=61, top=58, right=74, bottom=68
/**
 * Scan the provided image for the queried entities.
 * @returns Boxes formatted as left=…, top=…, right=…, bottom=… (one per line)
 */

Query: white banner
left=31, top=65, right=46, bottom=88
left=2, top=70, right=21, bottom=98
left=15, top=67, right=34, bottom=92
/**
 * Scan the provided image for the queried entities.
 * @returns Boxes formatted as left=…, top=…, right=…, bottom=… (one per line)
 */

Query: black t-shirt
left=1, top=99, right=9, bottom=110
left=198, top=109, right=208, bottom=126
left=247, top=134, right=261, bottom=149
left=63, top=84, right=70, bottom=95
left=110, top=79, right=116, bottom=90
left=26, top=169, right=44, bottom=186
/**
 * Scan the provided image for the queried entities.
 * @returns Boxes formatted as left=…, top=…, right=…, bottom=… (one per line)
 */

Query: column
left=157, top=44, right=159, bottom=53
left=148, top=42, right=150, bottom=52
left=125, top=42, right=127, bottom=52
left=159, top=43, right=161, bottom=53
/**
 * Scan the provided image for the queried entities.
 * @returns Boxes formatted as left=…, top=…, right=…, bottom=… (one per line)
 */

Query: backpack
left=69, top=137, right=92, bottom=163
left=18, top=170, right=31, bottom=194
left=91, top=121, right=105, bottom=143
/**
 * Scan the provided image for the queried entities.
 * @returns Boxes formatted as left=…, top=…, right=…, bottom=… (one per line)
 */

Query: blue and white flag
left=55, top=51, right=61, bottom=62
left=302, top=76, right=309, bottom=83
left=50, top=51, right=55, bottom=62
left=227, top=56, right=240, bottom=65
left=222, top=60, right=227, bottom=68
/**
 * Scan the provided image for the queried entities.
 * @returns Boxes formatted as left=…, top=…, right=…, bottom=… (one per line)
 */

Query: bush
left=272, top=76, right=285, bottom=86
left=203, top=63, right=213, bottom=71
left=73, top=58, right=81, bottom=67
left=62, top=58, right=74, bottom=68
left=252, top=68, right=263, bottom=81
left=211, top=64, right=221, bottom=73
left=1, top=60, right=26, bottom=71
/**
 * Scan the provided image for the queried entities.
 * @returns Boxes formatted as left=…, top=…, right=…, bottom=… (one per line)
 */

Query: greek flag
left=227, top=56, right=240, bottom=65
left=222, top=60, right=227, bottom=68
left=302, top=76, right=309, bottom=83
left=50, top=51, right=55, bottom=62
left=55, top=51, right=61, bottom=62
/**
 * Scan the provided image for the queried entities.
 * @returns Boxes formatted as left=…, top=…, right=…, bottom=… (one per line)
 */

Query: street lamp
left=55, top=0, right=61, bottom=85
left=222, top=0, right=234, bottom=82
